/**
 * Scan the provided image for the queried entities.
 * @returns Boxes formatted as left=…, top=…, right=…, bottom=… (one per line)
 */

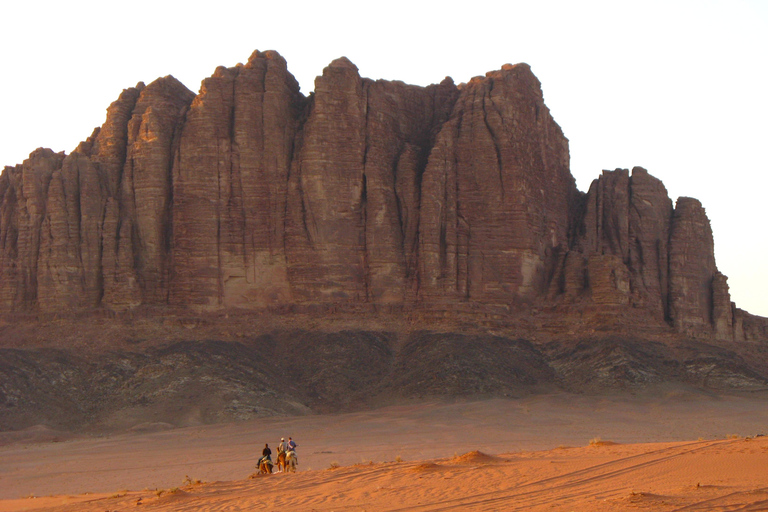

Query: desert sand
left=2, top=390, right=768, bottom=511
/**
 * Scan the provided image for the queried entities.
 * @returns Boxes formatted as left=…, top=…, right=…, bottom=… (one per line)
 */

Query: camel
left=258, top=457, right=273, bottom=475
left=286, top=450, right=298, bottom=473
left=276, top=451, right=287, bottom=473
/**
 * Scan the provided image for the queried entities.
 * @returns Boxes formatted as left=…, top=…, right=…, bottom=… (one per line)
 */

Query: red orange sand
left=2, top=392, right=768, bottom=511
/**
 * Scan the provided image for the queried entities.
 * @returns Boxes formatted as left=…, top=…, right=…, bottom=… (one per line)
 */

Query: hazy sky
left=2, top=0, right=766, bottom=316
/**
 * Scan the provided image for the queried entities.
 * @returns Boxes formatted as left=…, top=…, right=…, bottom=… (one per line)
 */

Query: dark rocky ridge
left=1, top=50, right=767, bottom=432
left=3, top=327, right=768, bottom=432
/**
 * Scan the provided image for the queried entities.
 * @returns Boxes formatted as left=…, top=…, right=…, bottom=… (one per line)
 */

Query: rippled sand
left=2, top=391, right=768, bottom=511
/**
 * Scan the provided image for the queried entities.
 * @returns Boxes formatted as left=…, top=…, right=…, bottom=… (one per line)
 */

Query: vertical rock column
left=286, top=57, right=368, bottom=301
left=359, top=77, right=458, bottom=303
left=225, top=51, right=303, bottom=305
left=627, top=167, right=673, bottom=317
left=95, top=85, right=144, bottom=308
left=419, top=64, right=574, bottom=303
left=582, top=169, right=630, bottom=258
left=576, top=167, right=673, bottom=315
left=711, top=272, right=733, bottom=340
left=170, top=65, right=240, bottom=306
left=19, top=151, right=64, bottom=306
left=668, top=197, right=718, bottom=335
left=37, top=152, right=107, bottom=309
left=0, top=150, right=65, bottom=308
left=171, top=51, right=303, bottom=307
left=117, top=76, right=195, bottom=304
left=580, top=169, right=632, bottom=305
left=0, top=165, right=20, bottom=308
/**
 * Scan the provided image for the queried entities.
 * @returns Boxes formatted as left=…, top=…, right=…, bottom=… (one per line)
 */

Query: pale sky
left=2, top=0, right=766, bottom=317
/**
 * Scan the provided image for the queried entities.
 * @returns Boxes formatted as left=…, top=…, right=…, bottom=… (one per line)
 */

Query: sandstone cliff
left=1, top=50, right=765, bottom=343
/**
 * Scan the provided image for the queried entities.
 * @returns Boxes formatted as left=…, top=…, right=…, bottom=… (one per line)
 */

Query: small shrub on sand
left=183, top=475, right=204, bottom=486
left=727, top=434, right=740, bottom=440
left=395, top=455, right=403, bottom=463
left=328, top=461, right=340, bottom=470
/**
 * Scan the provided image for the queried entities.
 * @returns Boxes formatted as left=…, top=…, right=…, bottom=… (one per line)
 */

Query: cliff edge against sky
left=1, top=50, right=766, bottom=344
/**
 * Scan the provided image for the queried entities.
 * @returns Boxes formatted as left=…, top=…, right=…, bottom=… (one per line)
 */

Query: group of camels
left=257, top=449, right=298, bottom=475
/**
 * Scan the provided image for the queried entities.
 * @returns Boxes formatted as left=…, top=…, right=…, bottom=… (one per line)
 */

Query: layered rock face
left=0, top=76, right=195, bottom=312
left=419, top=64, right=574, bottom=303
left=554, top=167, right=758, bottom=341
left=1, top=50, right=765, bottom=342
left=169, top=51, right=304, bottom=307
left=285, top=57, right=460, bottom=303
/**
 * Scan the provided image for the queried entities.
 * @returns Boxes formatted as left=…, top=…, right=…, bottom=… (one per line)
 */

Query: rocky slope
left=3, top=326, right=768, bottom=432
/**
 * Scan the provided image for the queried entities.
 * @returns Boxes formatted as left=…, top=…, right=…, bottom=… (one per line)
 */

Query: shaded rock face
left=170, top=51, right=304, bottom=307
left=286, top=58, right=460, bottom=303
left=576, top=168, right=672, bottom=314
left=0, top=50, right=764, bottom=343
left=569, top=167, right=673, bottom=312
left=551, top=167, right=756, bottom=340
left=419, top=65, right=574, bottom=303
left=1, top=77, right=194, bottom=312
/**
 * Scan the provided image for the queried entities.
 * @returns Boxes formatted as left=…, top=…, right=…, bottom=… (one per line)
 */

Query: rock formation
left=1, top=50, right=765, bottom=343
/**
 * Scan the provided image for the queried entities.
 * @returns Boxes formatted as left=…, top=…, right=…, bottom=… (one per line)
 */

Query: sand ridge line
left=383, top=439, right=736, bottom=511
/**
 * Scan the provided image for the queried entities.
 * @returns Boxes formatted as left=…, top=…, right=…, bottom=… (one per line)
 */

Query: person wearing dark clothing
left=258, top=443, right=274, bottom=474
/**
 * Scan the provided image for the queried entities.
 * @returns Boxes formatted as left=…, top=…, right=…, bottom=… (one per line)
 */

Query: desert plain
left=2, top=389, right=768, bottom=511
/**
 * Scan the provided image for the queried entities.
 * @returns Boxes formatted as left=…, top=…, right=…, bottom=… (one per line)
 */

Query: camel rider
left=285, top=437, right=299, bottom=471
left=260, top=443, right=272, bottom=464
left=275, top=437, right=287, bottom=473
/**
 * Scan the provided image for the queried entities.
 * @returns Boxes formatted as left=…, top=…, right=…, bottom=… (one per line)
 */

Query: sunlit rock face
left=0, top=50, right=764, bottom=342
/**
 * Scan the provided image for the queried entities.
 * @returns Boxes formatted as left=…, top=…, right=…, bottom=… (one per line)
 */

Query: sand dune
left=2, top=392, right=768, bottom=511
left=3, top=439, right=768, bottom=511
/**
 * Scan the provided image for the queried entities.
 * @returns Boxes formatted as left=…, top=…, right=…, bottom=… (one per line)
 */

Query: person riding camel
left=276, top=437, right=287, bottom=472
left=257, top=443, right=273, bottom=474
left=260, top=443, right=272, bottom=464
left=285, top=436, right=299, bottom=472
